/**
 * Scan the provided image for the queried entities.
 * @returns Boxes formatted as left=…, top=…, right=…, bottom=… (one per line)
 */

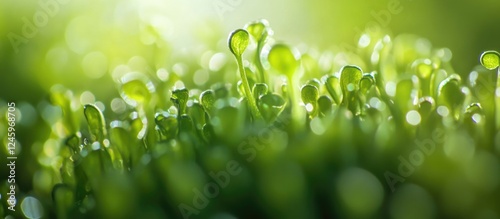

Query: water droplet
left=310, top=117, right=325, bottom=135
left=110, top=98, right=127, bottom=114
left=156, top=68, right=170, bottom=81
left=406, top=110, right=421, bottom=126
left=21, top=196, right=44, bottom=219
left=385, top=81, right=397, bottom=97
left=358, top=34, right=371, bottom=48
left=209, top=53, right=227, bottom=72
left=193, top=69, right=210, bottom=86
left=437, top=106, right=449, bottom=117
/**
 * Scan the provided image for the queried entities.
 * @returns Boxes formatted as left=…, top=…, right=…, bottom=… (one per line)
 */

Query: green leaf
left=212, top=106, right=245, bottom=143
left=50, top=85, right=77, bottom=134
left=109, top=121, right=131, bottom=165
left=228, top=29, right=250, bottom=58
left=155, top=112, right=178, bottom=140
left=258, top=93, right=286, bottom=123
left=84, top=104, right=107, bottom=142
left=202, top=123, right=215, bottom=143
left=412, top=59, right=433, bottom=78
left=465, top=102, right=482, bottom=114
left=212, top=83, right=230, bottom=99
left=200, top=90, right=216, bottom=113
left=268, top=44, right=299, bottom=78
left=480, top=50, right=500, bottom=70
left=49, top=85, right=71, bottom=108
left=229, top=29, right=263, bottom=120
left=129, top=112, right=146, bottom=139
left=464, top=103, right=484, bottom=126
left=188, top=102, right=206, bottom=130
left=65, top=132, right=82, bottom=154
left=359, top=73, right=375, bottom=95
left=418, top=96, right=435, bottom=119
left=395, top=78, right=417, bottom=117
left=340, top=65, right=363, bottom=97
left=339, top=65, right=363, bottom=114
left=52, top=184, right=74, bottom=218
left=245, top=19, right=270, bottom=42
left=171, top=88, right=189, bottom=115
left=317, top=95, right=333, bottom=117
left=120, top=72, right=155, bottom=107
left=306, top=78, right=321, bottom=89
left=324, top=75, right=341, bottom=105
left=302, top=54, right=320, bottom=78
left=245, top=19, right=272, bottom=84
left=179, top=114, right=194, bottom=133
left=301, top=84, right=319, bottom=116
left=253, top=83, right=269, bottom=101
left=60, top=158, right=76, bottom=187
left=439, top=74, right=465, bottom=119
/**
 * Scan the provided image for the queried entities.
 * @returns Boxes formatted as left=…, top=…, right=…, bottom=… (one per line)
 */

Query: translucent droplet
left=437, top=106, right=450, bottom=117
left=21, top=196, right=44, bottom=219
left=310, top=117, right=326, bottom=135
left=110, top=98, right=127, bottom=114
left=406, top=110, right=421, bottom=126
left=193, top=69, right=210, bottom=86
left=156, top=68, right=169, bottom=81
left=358, top=34, right=371, bottom=48
left=209, top=53, right=227, bottom=72
left=80, top=91, right=95, bottom=105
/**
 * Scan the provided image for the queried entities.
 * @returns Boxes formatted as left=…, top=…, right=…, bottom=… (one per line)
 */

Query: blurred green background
left=0, top=0, right=499, bottom=218
left=1, top=0, right=499, bottom=103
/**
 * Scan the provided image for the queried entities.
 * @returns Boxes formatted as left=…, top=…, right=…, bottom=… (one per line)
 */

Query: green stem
left=496, top=68, right=500, bottom=130
left=287, top=75, right=304, bottom=130
left=256, top=42, right=266, bottom=84
left=237, top=55, right=263, bottom=120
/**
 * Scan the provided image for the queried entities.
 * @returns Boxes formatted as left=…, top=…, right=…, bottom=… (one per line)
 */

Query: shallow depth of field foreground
left=1, top=0, right=500, bottom=219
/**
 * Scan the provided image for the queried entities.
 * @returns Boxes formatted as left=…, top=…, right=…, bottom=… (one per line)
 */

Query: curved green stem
left=496, top=68, right=500, bottom=130
left=236, top=55, right=263, bottom=120
left=287, top=75, right=304, bottom=130
left=256, top=42, right=266, bottom=84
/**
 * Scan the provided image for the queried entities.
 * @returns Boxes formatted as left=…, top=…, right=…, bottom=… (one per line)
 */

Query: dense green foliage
left=1, top=19, right=500, bottom=219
